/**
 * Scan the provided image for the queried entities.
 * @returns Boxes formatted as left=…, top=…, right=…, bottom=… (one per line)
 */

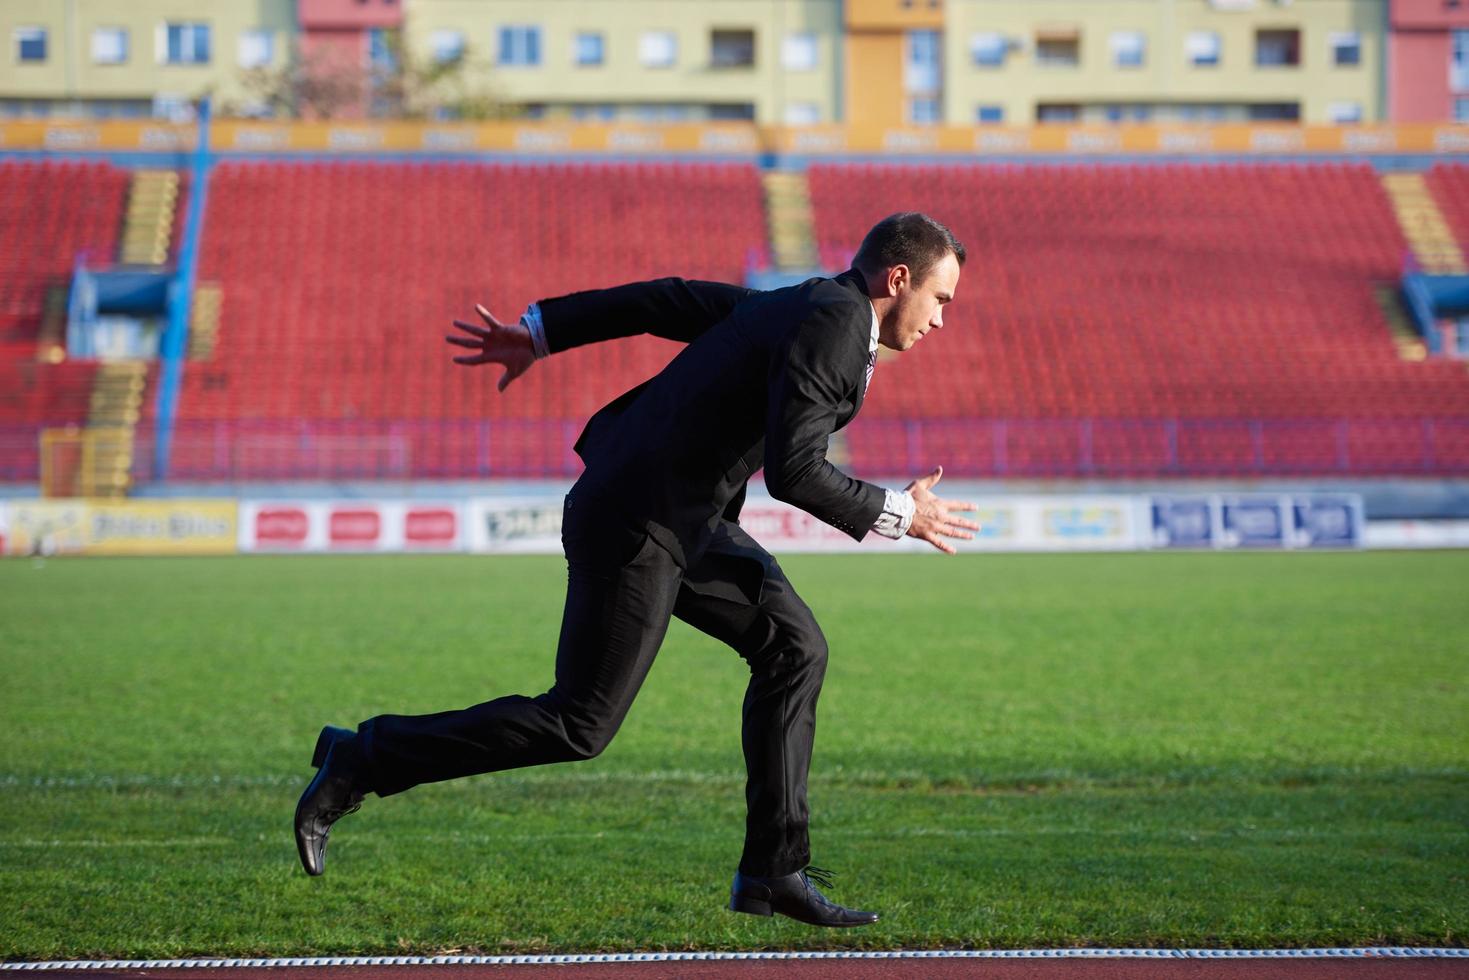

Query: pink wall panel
left=1390, top=31, right=1452, bottom=120
left=297, top=0, right=402, bottom=30
left=1391, top=0, right=1469, bottom=31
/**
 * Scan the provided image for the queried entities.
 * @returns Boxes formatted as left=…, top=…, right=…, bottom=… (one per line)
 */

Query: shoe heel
left=311, top=726, right=353, bottom=768
left=729, top=895, right=773, bottom=917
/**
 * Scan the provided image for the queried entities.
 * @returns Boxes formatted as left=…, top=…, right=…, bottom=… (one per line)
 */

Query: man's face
left=878, top=251, right=961, bottom=352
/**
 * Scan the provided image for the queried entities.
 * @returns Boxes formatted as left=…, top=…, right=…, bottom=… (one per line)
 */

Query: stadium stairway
left=1382, top=173, right=1468, bottom=276
left=118, top=170, right=180, bottom=266
left=82, top=361, right=145, bottom=497
left=761, top=170, right=820, bottom=273
left=188, top=282, right=222, bottom=360
left=73, top=168, right=184, bottom=496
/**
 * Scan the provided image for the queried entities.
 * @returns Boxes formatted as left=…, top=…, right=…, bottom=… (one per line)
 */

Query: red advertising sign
left=405, top=507, right=456, bottom=545
left=329, top=508, right=381, bottom=545
left=256, top=507, right=309, bottom=545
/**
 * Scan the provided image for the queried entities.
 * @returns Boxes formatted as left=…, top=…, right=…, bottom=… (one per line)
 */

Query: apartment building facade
left=1, top=0, right=1459, bottom=126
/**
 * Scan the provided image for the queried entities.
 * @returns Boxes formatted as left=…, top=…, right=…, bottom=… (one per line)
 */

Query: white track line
left=1, top=949, right=1465, bottom=970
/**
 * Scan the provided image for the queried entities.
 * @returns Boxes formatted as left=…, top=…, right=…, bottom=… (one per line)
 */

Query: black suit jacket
left=539, top=269, right=886, bottom=568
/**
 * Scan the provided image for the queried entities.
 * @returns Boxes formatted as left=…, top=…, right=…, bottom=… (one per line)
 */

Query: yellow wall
left=946, top=0, right=1385, bottom=125
left=1, top=0, right=293, bottom=110
left=403, top=0, right=842, bottom=123
left=846, top=0, right=945, bottom=32
left=846, top=32, right=906, bottom=127
left=0, top=0, right=1389, bottom=127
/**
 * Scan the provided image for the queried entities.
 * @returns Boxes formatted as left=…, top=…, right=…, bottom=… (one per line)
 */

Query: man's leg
left=672, top=522, right=828, bottom=878
left=358, top=517, right=683, bottom=797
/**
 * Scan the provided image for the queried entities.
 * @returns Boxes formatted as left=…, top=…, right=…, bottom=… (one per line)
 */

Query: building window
left=709, top=103, right=755, bottom=121
left=785, top=101, right=821, bottom=125
left=16, top=26, right=47, bottom=63
left=1111, top=31, right=1145, bottom=68
left=711, top=29, right=754, bottom=68
left=908, top=96, right=941, bottom=125
left=1255, top=29, right=1300, bottom=67
left=782, top=32, right=817, bottom=71
left=970, top=32, right=1006, bottom=67
left=1329, top=31, right=1360, bottom=67
left=499, top=26, right=540, bottom=66
left=574, top=32, right=604, bottom=66
left=162, top=23, right=210, bottom=65
left=906, top=30, right=941, bottom=92
left=1453, top=30, right=1469, bottom=92
left=238, top=29, right=273, bottom=69
left=1455, top=97, right=1469, bottom=122
left=430, top=29, right=464, bottom=64
left=1105, top=103, right=1153, bottom=123
left=640, top=31, right=677, bottom=68
left=1186, top=31, right=1221, bottom=67
left=1327, top=101, right=1362, bottom=124
left=1037, top=103, right=1080, bottom=124
left=367, top=28, right=396, bottom=70
left=91, top=27, right=128, bottom=65
left=1247, top=102, right=1300, bottom=121
left=1035, top=34, right=1080, bottom=67
left=570, top=103, right=617, bottom=121
left=976, top=104, right=1004, bottom=124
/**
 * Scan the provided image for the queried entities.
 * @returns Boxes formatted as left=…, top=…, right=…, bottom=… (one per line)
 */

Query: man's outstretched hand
left=447, top=304, right=535, bottom=392
left=905, top=466, right=981, bottom=555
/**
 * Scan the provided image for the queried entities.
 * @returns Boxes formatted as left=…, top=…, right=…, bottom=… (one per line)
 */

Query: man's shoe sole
left=311, top=726, right=355, bottom=768
left=729, top=895, right=774, bottom=917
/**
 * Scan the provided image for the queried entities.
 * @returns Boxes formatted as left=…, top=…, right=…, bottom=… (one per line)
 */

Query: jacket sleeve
left=762, top=305, right=886, bottom=540
left=538, top=278, right=757, bottom=354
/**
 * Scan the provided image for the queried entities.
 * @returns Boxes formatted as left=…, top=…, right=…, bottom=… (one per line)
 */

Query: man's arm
left=448, top=278, right=755, bottom=391
left=762, top=306, right=983, bottom=551
left=537, top=278, right=756, bottom=355
left=762, top=306, right=887, bottom=540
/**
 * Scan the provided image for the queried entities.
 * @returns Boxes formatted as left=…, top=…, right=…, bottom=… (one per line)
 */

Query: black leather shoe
left=729, top=866, right=879, bottom=928
left=294, top=726, right=366, bottom=877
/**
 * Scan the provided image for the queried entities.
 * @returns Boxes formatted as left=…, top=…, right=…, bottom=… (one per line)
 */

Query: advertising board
left=1150, top=494, right=1363, bottom=549
left=467, top=494, right=1147, bottom=554
left=240, top=501, right=465, bottom=553
left=3, top=500, right=237, bottom=556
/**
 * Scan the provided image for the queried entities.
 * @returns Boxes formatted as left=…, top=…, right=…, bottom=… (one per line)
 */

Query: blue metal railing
left=151, top=98, right=213, bottom=480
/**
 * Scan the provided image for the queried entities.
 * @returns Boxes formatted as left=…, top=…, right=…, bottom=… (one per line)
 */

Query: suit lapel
left=833, top=269, right=873, bottom=425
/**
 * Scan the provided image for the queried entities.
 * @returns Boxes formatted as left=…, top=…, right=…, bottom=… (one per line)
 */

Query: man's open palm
left=905, top=466, right=981, bottom=555
left=447, top=304, right=535, bottom=392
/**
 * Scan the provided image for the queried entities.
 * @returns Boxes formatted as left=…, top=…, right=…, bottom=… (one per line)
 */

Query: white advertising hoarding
left=467, top=494, right=1149, bottom=554
left=239, top=501, right=465, bottom=553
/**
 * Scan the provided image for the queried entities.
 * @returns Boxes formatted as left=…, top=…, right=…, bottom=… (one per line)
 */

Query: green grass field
left=1, top=551, right=1466, bottom=960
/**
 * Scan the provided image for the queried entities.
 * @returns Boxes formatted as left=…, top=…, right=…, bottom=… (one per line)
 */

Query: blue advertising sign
left=1220, top=496, right=1287, bottom=548
left=1150, top=497, right=1213, bottom=548
left=1291, top=495, right=1362, bottom=548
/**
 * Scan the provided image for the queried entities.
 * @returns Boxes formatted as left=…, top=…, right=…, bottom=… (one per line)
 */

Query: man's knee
left=536, top=691, right=622, bottom=761
left=749, top=614, right=828, bottom=677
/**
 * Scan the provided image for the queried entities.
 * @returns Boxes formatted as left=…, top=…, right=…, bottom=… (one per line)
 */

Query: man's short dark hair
left=852, top=212, right=966, bottom=285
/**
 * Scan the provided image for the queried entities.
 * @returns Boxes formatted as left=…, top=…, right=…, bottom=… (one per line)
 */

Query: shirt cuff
left=872, top=488, right=915, bottom=540
left=521, top=302, right=549, bottom=359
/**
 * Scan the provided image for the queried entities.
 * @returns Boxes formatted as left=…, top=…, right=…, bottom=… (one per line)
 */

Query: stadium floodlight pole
left=152, top=96, right=212, bottom=483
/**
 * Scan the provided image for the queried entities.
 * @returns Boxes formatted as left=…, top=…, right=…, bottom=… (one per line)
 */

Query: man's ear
left=885, top=264, right=910, bottom=297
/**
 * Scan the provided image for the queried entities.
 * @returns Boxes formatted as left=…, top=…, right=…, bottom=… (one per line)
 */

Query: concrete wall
left=1, top=0, right=293, bottom=111
left=944, top=0, right=1385, bottom=126
left=403, top=0, right=842, bottom=122
left=1388, top=0, right=1469, bottom=122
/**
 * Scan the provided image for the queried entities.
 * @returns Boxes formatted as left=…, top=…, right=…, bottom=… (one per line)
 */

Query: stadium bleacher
left=809, top=162, right=1469, bottom=475
left=0, top=160, right=128, bottom=479
left=153, top=159, right=765, bottom=478
left=1426, top=163, right=1469, bottom=257
left=2, top=156, right=1468, bottom=483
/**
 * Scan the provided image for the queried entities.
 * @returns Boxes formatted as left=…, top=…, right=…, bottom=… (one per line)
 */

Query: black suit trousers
left=357, top=482, right=829, bottom=877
